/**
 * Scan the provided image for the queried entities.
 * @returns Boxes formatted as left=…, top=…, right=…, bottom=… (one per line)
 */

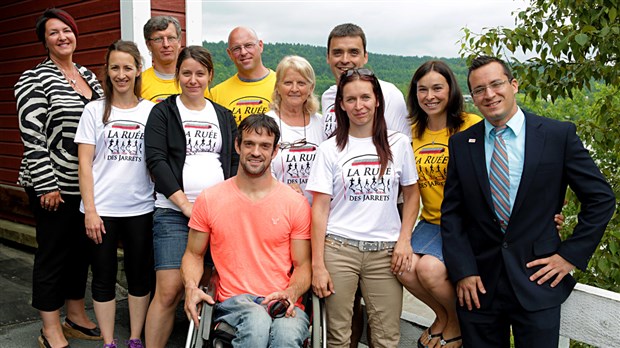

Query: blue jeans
left=410, top=220, right=444, bottom=262
left=152, top=208, right=189, bottom=270
left=213, top=294, right=309, bottom=347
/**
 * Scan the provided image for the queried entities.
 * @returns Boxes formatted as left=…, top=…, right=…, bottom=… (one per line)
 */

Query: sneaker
left=103, top=339, right=117, bottom=348
left=126, top=338, right=144, bottom=348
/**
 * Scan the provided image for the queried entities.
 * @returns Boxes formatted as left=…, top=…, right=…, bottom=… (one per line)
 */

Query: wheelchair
left=185, top=269, right=326, bottom=348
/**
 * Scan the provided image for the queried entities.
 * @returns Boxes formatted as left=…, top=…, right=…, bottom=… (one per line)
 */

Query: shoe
left=38, top=329, right=70, bottom=348
left=62, top=317, right=102, bottom=341
left=38, top=330, right=51, bottom=348
left=418, top=328, right=442, bottom=348
left=440, top=334, right=463, bottom=347
left=126, top=338, right=144, bottom=348
left=103, top=339, right=118, bottom=348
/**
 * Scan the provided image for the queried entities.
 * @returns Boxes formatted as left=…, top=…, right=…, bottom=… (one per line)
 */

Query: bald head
left=228, top=26, right=259, bottom=47
left=226, top=26, right=267, bottom=79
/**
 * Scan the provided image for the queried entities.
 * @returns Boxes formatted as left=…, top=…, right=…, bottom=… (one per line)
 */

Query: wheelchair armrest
left=200, top=268, right=218, bottom=342
left=185, top=284, right=214, bottom=348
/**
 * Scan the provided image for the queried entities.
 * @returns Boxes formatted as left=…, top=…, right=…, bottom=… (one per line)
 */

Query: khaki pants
left=324, top=242, right=403, bottom=348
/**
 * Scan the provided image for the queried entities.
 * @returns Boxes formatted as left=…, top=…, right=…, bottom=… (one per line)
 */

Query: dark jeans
left=27, top=188, right=91, bottom=311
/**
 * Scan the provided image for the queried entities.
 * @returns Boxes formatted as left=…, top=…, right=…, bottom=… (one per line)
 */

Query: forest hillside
left=203, top=41, right=470, bottom=98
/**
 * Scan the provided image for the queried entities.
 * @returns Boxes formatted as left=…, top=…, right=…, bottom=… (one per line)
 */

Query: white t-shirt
left=306, top=131, right=418, bottom=241
left=321, top=80, right=412, bottom=141
left=266, top=110, right=326, bottom=204
left=75, top=99, right=155, bottom=217
left=155, top=97, right=224, bottom=210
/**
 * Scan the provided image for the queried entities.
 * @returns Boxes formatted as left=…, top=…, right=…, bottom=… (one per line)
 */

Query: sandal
left=440, top=334, right=462, bottom=347
left=417, top=328, right=442, bottom=348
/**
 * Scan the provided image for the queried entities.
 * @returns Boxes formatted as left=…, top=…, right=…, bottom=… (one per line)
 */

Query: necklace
left=427, top=118, right=448, bottom=145
left=428, top=130, right=444, bottom=145
left=50, top=58, right=85, bottom=96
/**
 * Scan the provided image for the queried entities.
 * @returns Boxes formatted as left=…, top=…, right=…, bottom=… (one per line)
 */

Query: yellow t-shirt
left=412, top=113, right=482, bottom=224
left=210, top=70, right=276, bottom=124
left=141, top=67, right=212, bottom=103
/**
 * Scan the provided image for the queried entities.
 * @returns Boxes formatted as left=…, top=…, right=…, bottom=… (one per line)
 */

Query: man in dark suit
left=441, top=55, right=615, bottom=347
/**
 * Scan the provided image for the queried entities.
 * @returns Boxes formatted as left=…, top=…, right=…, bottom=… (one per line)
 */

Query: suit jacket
left=441, top=111, right=615, bottom=311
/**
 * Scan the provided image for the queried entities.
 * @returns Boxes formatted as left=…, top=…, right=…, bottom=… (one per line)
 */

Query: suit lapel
left=512, top=113, right=545, bottom=216
left=468, top=122, right=495, bottom=213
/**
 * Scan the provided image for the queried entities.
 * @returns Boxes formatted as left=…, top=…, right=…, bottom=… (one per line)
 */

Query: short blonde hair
left=270, top=55, right=320, bottom=116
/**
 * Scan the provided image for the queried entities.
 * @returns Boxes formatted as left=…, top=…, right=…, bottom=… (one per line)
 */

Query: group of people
left=15, top=7, right=615, bottom=348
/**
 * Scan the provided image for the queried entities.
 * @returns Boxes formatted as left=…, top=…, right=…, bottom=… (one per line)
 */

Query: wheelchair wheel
left=311, top=293, right=327, bottom=348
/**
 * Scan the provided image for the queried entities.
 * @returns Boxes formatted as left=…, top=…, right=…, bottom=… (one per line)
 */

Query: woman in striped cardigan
left=15, top=8, right=104, bottom=348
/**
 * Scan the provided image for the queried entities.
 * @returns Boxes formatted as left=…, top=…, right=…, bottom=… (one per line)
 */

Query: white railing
left=401, top=283, right=620, bottom=348
left=559, top=283, right=620, bottom=347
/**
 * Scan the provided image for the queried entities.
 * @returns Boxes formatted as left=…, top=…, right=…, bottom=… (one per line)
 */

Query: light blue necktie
left=490, top=126, right=510, bottom=233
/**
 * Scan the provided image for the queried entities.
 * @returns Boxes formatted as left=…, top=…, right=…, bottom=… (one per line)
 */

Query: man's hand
left=184, top=285, right=214, bottom=327
left=312, top=265, right=334, bottom=299
left=456, top=276, right=486, bottom=310
left=263, top=290, right=296, bottom=318
left=527, top=254, right=575, bottom=287
left=390, top=238, right=413, bottom=275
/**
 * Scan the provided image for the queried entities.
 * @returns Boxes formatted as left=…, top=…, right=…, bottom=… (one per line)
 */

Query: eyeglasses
left=471, top=79, right=511, bottom=97
left=343, top=68, right=375, bottom=78
left=148, top=36, right=179, bottom=44
left=229, top=42, right=258, bottom=55
left=279, top=138, right=307, bottom=150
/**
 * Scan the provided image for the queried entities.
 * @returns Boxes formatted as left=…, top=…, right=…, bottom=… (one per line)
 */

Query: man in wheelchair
left=181, top=114, right=312, bottom=347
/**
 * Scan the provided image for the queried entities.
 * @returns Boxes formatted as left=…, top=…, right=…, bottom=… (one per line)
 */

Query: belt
left=325, top=234, right=395, bottom=252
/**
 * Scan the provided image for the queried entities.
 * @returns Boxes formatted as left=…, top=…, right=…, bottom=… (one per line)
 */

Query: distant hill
left=203, top=41, right=470, bottom=99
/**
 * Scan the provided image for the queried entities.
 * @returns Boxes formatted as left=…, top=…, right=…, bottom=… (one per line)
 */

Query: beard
left=240, top=155, right=271, bottom=177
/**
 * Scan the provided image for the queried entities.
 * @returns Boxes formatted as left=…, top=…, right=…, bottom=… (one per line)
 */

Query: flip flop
left=440, top=334, right=463, bottom=347
left=417, top=328, right=442, bottom=348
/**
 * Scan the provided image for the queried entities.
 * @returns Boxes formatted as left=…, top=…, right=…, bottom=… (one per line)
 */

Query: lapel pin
left=469, top=139, right=476, bottom=143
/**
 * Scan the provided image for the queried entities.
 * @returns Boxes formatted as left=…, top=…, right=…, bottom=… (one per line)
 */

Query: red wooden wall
left=151, top=0, right=187, bottom=50
left=0, top=0, right=121, bottom=224
left=0, top=0, right=187, bottom=226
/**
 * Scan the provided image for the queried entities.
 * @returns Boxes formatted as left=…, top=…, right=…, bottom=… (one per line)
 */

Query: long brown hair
left=407, top=60, right=464, bottom=139
left=101, top=40, right=143, bottom=124
left=334, top=68, right=392, bottom=176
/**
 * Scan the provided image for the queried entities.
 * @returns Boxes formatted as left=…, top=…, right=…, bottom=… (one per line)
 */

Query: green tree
left=202, top=41, right=470, bottom=99
left=458, top=0, right=620, bottom=293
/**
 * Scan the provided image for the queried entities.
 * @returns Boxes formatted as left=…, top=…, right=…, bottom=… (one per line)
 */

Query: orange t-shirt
left=189, top=178, right=311, bottom=302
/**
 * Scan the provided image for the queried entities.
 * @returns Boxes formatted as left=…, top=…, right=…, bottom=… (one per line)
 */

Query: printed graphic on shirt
left=323, top=103, right=336, bottom=138
left=415, top=142, right=448, bottom=190
left=278, top=141, right=319, bottom=186
left=183, top=121, right=221, bottom=156
left=228, top=96, right=270, bottom=124
left=342, top=154, right=392, bottom=202
left=106, top=120, right=145, bottom=162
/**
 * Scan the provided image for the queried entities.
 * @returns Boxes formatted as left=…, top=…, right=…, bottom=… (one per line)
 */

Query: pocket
left=532, top=235, right=561, bottom=257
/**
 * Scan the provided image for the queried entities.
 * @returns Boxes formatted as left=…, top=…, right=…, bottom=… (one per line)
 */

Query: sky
left=201, top=0, right=530, bottom=58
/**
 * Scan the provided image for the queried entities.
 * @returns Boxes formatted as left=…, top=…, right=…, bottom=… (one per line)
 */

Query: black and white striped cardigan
left=14, top=58, right=104, bottom=196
